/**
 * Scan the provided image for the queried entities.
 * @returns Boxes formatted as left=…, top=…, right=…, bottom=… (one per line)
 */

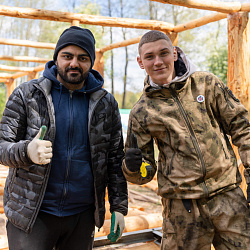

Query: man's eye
left=80, top=57, right=87, bottom=61
left=64, top=55, right=72, bottom=59
left=161, top=51, right=168, bottom=56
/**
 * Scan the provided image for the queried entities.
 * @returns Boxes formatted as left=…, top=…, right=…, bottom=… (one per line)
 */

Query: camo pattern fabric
left=161, top=187, right=250, bottom=250
left=0, top=77, right=127, bottom=233
left=122, top=71, right=250, bottom=199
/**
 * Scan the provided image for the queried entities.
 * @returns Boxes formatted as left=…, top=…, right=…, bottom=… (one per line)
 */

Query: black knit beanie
left=53, top=26, right=96, bottom=68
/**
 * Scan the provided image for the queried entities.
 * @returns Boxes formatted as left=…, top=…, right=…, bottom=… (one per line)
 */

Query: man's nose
left=154, top=56, right=163, bottom=66
left=70, top=57, right=79, bottom=68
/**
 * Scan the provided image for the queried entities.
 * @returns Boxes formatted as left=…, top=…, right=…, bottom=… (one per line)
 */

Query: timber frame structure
left=0, top=0, right=249, bottom=195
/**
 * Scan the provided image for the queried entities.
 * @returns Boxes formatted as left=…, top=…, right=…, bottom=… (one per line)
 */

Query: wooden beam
left=227, top=12, right=250, bottom=112
left=150, top=0, right=241, bottom=13
left=0, top=37, right=55, bottom=49
left=99, top=36, right=142, bottom=53
left=227, top=12, right=250, bottom=198
left=0, top=5, right=174, bottom=32
left=0, top=55, right=49, bottom=63
left=6, top=78, right=16, bottom=98
left=0, top=64, right=41, bottom=72
left=8, top=64, right=45, bottom=80
left=93, top=51, right=104, bottom=77
left=241, top=3, right=250, bottom=12
left=174, top=12, right=227, bottom=33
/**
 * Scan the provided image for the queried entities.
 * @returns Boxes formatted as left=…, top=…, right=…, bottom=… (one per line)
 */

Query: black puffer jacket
left=0, top=76, right=128, bottom=233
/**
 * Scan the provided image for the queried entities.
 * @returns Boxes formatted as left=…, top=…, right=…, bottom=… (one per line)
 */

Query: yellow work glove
left=27, top=126, right=52, bottom=165
left=107, top=211, right=125, bottom=242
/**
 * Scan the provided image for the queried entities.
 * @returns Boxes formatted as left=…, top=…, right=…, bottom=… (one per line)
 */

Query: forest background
left=0, top=0, right=249, bottom=116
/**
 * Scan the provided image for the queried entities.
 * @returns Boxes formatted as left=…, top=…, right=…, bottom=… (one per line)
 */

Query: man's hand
left=27, top=126, right=52, bottom=165
left=107, top=211, right=125, bottom=242
left=125, top=133, right=142, bottom=172
left=247, top=184, right=250, bottom=203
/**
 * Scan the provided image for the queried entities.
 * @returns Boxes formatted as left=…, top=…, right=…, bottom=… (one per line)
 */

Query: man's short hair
left=138, top=30, right=173, bottom=54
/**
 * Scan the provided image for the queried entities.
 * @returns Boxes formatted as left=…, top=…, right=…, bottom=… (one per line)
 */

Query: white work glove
left=27, top=127, right=52, bottom=165
left=107, top=211, right=125, bottom=242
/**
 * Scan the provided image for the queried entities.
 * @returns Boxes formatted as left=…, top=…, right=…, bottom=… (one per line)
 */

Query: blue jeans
left=7, top=207, right=95, bottom=250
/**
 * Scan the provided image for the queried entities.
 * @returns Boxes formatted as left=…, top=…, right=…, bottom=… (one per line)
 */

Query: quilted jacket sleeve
left=0, top=86, right=32, bottom=169
left=107, top=96, right=128, bottom=216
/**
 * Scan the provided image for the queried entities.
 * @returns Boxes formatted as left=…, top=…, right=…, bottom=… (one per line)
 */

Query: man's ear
left=137, top=56, right=144, bottom=69
left=173, top=47, right=178, bottom=61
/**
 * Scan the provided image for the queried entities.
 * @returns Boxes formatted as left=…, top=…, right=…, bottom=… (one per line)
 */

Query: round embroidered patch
left=197, top=95, right=205, bottom=103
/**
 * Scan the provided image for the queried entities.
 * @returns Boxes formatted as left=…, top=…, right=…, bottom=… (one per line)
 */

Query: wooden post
left=71, top=20, right=80, bottom=26
left=27, top=71, right=38, bottom=81
left=227, top=12, right=250, bottom=198
left=166, top=31, right=178, bottom=46
left=227, top=12, right=250, bottom=112
left=6, top=78, right=16, bottom=98
left=93, top=50, right=104, bottom=78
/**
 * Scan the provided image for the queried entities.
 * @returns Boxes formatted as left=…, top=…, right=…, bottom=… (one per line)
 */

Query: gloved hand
left=247, top=184, right=250, bottom=203
left=125, top=133, right=142, bottom=172
left=27, top=126, right=52, bottom=165
left=107, top=211, right=125, bottom=242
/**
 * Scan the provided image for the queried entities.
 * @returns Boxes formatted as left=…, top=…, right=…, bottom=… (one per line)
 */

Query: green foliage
left=114, top=90, right=142, bottom=109
left=207, top=46, right=228, bottom=84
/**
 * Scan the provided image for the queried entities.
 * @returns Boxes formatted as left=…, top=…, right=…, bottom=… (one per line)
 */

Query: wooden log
left=0, top=5, right=174, bottom=32
left=0, top=64, right=40, bottom=72
left=241, top=3, right=250, bottom=12
left=27, top=71, right=39, bottom=81
left=71, top=20, right=80, bottom=26
left=99, top=36, right=142, bottom=53
left=174, top=12, right=227, bottom=33
left=0, top=187, right=4, bottom=196
left=227, top=12, right=250, bottom=197
left=0, top=55, right=49, bottom=63
left=150, top=0, right=241, bottom=13
left=119, top=242, right=160, bottom=250
left=142, top=180, right=158, bottom=192
left=6, top=79, right=16, bottom=98
left=95, top=213, right=162, bottom=237
left=0, top=37, right=55, bottom=49
left=227, top=12, right=250, bottom=112
left=93, top=51, right=104, bottom=77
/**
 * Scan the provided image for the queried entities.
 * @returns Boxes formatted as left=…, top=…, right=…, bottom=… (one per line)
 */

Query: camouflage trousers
left=161, top=187, right=250, bottom=250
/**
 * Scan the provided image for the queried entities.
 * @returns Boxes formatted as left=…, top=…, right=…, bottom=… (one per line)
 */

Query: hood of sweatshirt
left=43, top=60, right=104, bottom=94
left=147, top=46, right=197, bottom=90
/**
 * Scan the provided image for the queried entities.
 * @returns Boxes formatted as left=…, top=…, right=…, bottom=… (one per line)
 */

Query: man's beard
left=57, top=64, right=89, bottom=85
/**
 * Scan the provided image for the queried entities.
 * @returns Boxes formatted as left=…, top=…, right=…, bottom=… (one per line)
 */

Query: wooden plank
left=150, top=0, right=241, bottom=13
left=0, top=55, right=49, bottom=63
left=0, top=5, right=174, bottom=32
left=174, top=12, right=227, bottom=33
left=0, top=38, right=55, bottom=49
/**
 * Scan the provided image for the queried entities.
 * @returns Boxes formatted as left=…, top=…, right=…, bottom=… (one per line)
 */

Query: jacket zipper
left=60, top=91, right=74, bottom=213
left=170, top=87, right=209, bottom=197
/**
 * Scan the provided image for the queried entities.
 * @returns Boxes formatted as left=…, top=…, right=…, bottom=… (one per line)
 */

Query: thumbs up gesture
left=125, top=133, right=142, bottom=172
left=27, top=126, right=52, bottom=165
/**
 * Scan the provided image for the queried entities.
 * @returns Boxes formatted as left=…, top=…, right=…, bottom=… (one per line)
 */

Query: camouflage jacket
left=0, top=77, right=127, bottom=233
left=122, top=72, right=250, bottom=199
